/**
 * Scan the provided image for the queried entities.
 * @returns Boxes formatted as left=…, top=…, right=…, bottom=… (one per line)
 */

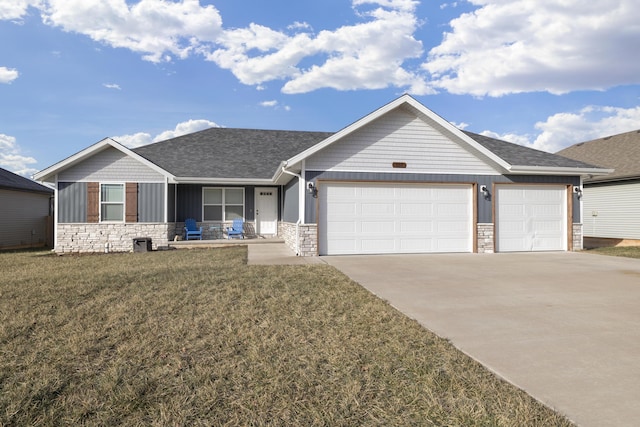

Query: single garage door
left=496, top=185, right=568, bottom=252
left=319, top=182, right=473, bottom=255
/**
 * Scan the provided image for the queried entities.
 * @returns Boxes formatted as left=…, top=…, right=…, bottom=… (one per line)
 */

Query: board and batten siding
left=305, top=107, right=498, bottom=175
left=583, top=181, right=640, bottom=239
left=58, top=147, right=164, bottom=182
left=0, top=189, right=50, bottom=249
left=58, top=182, right=165, bottom=223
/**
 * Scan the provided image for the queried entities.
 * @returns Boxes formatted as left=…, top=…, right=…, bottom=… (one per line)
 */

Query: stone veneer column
left=477, top=223, right=495, bottom=253
left=572, top=223, right=583, bottom=251
left=278, top=222, right=318, bottom=257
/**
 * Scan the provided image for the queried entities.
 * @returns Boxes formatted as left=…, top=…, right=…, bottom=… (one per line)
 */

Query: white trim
left=34, top=138, right=174, bottom=183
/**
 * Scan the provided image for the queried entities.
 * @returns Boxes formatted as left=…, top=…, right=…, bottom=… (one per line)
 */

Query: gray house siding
left=282, top=179, right=299, bottom=223
left=0, top=189, right=51, bottom=249
left=175, top=184, right=256, bottom=222
left=138, top=183, right=165, bottom=223
left=58, top=182, right=87, bottom=223
left=58, top=181, right=165, bottom=223
left=58, top=147, right=164, bottom=182
left=305, top=171, right=580, bottom=223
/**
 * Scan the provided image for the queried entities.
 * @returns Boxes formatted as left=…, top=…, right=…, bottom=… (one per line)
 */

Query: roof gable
left=305, top=106, right=499, bottom=175
left=557, top=129, right=640, bottom=182
left=285, top=94, right=610, bottom=177
left=34, top=138, right=173, bottom=184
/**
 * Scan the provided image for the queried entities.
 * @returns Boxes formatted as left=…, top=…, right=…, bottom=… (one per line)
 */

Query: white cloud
left=114, top=119, right=221, bottom=148
left=0, top=133, right=38, bottom=176
left=38, top=0, right=223, bottom=63
left=0, top=67, right=19, bottom=84
left=0, top=0, right=41, bottom=20
left=260, top=100, right=278, bottom=107
left=480, top=105, right=640, bottom=153
left=425, top=0, right=640, bottom=96
left=103, top=83, right=121, bottom=90
left=3, top=0, right=431, bottom=94
left=208, top=0, right=431, bottom=95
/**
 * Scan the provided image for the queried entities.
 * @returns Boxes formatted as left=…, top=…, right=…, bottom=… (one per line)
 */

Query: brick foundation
left=572, top=223, right=583, bottom=251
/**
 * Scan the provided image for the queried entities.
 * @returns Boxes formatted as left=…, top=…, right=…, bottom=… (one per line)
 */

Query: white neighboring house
left=558, top=129, right=640, bottom=248
left=0, top=167, right=54, bottom=250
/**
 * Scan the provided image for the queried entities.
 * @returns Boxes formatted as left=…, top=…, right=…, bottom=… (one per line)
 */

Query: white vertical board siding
left=496, top=185, right=567, bottom=252
left=0, top=189, right=50, bottom=248
left=319, top=182, right=473, bottom=255
left=58, top=147, right=164, bottom=182
left=583, top=182, right=640, bottom=239
left=306, top=108, right=497, bottom=175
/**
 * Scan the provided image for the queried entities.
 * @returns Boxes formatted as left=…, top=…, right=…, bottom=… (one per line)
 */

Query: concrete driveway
left=323, top=252, right=640, bottom=427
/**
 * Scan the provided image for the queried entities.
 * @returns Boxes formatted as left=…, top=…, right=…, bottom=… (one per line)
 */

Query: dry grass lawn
left=586, top=245, right=640, bottom=259
left=0, top=247, right=573, bottom=426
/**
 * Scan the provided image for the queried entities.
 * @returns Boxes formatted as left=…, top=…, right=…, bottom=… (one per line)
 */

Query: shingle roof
left=464, top=131, right=601, bottom=169
left=132, top=127, right=334, bottom=179
left=129, top=126, right=603, bottom=181
left=0, top=167, right=53, bottom=194
left=556, top=129, right=640, bottom=182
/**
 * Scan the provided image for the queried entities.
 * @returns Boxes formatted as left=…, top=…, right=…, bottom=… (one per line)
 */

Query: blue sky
left=1, top=0, right=639, bottom=177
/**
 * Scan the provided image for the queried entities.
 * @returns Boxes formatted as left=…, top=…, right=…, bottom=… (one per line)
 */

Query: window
left=203, top=188, right=244, bottom=221
left=101, top=183, right=124, bottom=222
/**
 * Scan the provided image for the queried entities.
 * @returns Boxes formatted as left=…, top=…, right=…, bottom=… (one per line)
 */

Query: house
left=34, top=95, right=610, bottom=255
left=557, top=129, right=640, bottom=247
left=0, top=167, right=53, bottom=250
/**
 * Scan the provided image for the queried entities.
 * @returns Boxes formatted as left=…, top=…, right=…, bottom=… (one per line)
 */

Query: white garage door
left=496, top=185, right=568, bottom=252
left=319, top=182, right=473, bottom=255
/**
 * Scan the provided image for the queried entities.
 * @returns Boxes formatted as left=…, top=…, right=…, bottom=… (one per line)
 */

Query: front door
left=255, top=187, right=278, bottom=235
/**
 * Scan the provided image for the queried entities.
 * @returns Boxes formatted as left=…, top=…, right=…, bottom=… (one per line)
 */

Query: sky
left=1, top=0, right=640, bottom=178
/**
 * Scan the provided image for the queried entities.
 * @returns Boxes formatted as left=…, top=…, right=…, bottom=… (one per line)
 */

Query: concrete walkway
left=323, top=252, right=640, bottom=427
left=247, top=242, right=325, bottom=265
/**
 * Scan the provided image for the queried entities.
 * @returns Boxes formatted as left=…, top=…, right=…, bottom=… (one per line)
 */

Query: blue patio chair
left=183, top=218, right=203, bottom=240
left=226, top=218, right=244, bottom=239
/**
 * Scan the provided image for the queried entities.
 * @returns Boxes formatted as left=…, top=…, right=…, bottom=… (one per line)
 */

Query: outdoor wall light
left=574, top=186, right=583, bottom=200
left=480, top=185, right=491, bottom=200
left=307, top=182, right=318, bottom=198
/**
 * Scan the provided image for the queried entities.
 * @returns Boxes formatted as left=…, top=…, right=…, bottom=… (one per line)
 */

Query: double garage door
left=319, top=182, right=473, bottom=255
left=318, top=182, right=569, bottom=255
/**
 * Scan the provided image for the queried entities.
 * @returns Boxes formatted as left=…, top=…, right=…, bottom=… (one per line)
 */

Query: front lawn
left=0, top=247, right=573, bottom=426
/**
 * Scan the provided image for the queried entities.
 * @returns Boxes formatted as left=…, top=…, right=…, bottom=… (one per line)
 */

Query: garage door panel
left=402, top=220, right=433, bottom=233
left=320, top=182, right=472, bottom=255
left=496, top=185, right=567, bottom=252
left=362, top=203, right=395, bottom=215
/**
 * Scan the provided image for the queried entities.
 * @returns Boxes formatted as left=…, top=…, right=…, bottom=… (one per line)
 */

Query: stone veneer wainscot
left=56, top=223, right=170, bottom=253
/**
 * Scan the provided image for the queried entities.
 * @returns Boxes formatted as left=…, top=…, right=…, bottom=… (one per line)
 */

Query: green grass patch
left=586, top=246, right=640, bottom=259
left=0, top=247, right=573, bottom=426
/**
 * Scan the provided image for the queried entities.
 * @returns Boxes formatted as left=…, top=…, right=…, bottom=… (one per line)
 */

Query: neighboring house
left=557, top=129, right=640, bottom=247
left=0, top=167, right=54, bottom=250
left=34, top=95, right=610, bottom=255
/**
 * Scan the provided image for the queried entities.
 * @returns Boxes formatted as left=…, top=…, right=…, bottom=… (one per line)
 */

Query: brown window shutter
left=126, top=183, right=138, bottom=223
left=87, top=182, right=99, bottom=223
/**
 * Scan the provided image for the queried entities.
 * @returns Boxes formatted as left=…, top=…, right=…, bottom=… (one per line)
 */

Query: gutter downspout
left=281, top=166, right=303, bottom=256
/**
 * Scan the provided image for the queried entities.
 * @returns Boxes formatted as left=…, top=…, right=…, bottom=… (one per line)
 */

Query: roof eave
left=508, top=165, right=614, bottom=176
left=173, top=177, right=275, bottom=185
